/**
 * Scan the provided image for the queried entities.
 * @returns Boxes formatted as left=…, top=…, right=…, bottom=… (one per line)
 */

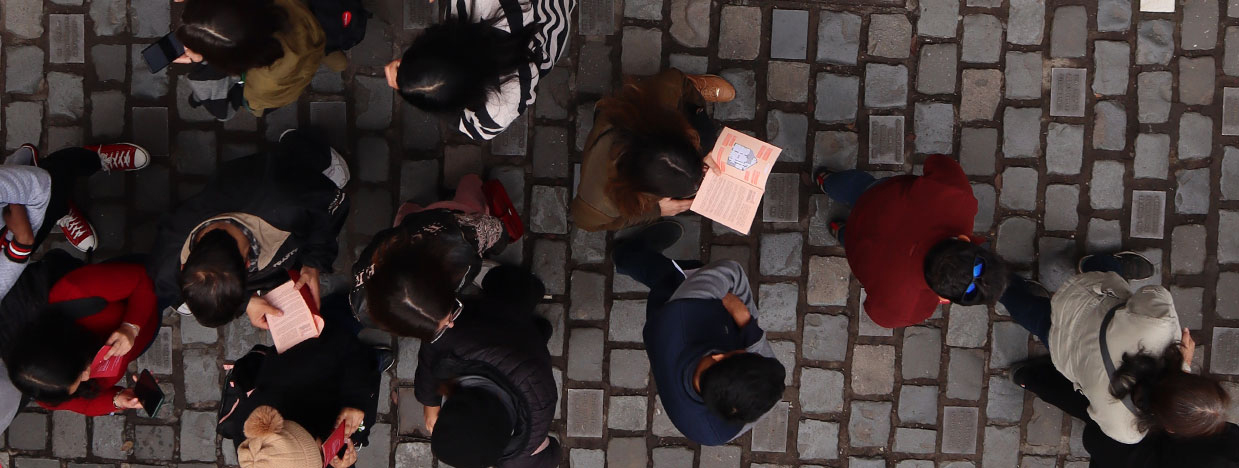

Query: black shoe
left=1078, top=251, right=1155, bottom=281
left=615, top=220, right=683, bottom=254
left=1024, top=279, right=1051, bottom=299
left=1008, top=355, right=1053, bottom=388
left=812, top=168, right=832, bottom=195
left=373, top=345, right=395, bottom=373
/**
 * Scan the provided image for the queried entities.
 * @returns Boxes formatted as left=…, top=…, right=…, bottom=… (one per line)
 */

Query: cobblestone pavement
left=3, top=0, right=1239, bottom=465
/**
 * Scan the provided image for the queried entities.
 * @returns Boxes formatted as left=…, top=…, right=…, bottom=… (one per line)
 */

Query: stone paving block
left=1171, top=224, right=1207, bottom=274
left=767, top=63, right=810, bottom=104
left=914, top=103, right=954, bottom=154
left=309, top=101, right=348, bottom=148
left=173, top=130, right=218, bottom=176
left=867, top=115, right=906, bottom=164
left=90, top=415, right=127, bottom=459
left=982, top=426, right=1020, bottom=467
left=859, top=294, right=894, bottom=337
left=92, top=44, right=128, bottom=84
left=401, top=104, right=441, bottom=151
left=918, top=0, right=960, bottom=37
left=999, top=167, right=1038, bottom=211
left=917, top=44, right=958, bottom=95
left=815, top=73, right=858, bottom=123
left=577, top=42, right=613, bottom=95
left=610, top=348, right=650, bottom=388
left=960, top=69, right=1002, bottom=121
left=1218, top=273, right=1239, bottom=319
left=608, top=299, right=645, bottom=342
left=715, top=69, right=756, bottom=121
left=807, top=256, right=849, bottom=306
left=5, top=46, right=45, bottom=95
left=571, top=448, right=606, bottom=468
left=1050, top=6, right=1088, bottom=57
left=90, top=0, right=127, bottom=35
left=668, top=0, right=710, bottom=47
left=1181, top=57, right=1217, bottom=105
left=990, top=321, right=1030, bottom=368
left=1213, top=328, right=1239, bottom=374
left=869, top=14, right=913, bottom=58
left=851, top=345, right=896, bottom=395
left=767, top=111, right=808, bottom=164
left=946, top=348, right=985, bottom=400
left=354, top=423, right=390, bottom=467
left=1222, top=210, right=1239, bottom=264
left=180, top=411, right=217, bottom=462
left=1225, top=88, right=1239, bottom=135
left=1137, top=71, right=1173, bottom=123
left=624, top=0, right=662, bottom=20
left=1098, top=0, right=1132, bottom=31
left=987, top=375, right=1025, bottom=423
left=10, top=413, right=47, bottom=451
left=1002, top=108, right=1041, bottom=159
left=798, top=419, right=839, bottom=460
left=532, top=126, right=570, bottom=178
left=183, top=347, right=220, bottom=404
left=1086, top=218, right=1122, bottom=253
left=1131, top=190, right=1167, bottom=239
left=1049, top=68, right=1086, bottom=117
left=941, top=406, right=980, bottom=454
left=817, top=11, right=861, bottom=65
left=1184, top=0, right=1220, bottom=49
left=1093, top=41, right=1130, bottom=95
left=800, top=367, right=845, bottom=414
left=130, top=0, right=170, bottom=37
left=902, top=326, right=942, bottom=379
left=608, top=395, right=648, bottom=430
left=567, top=328, right=604, bottom=381
left=849, top=401, right=893, bottom=447
left=959, top=128, right=997, bottom=175
left=760, top=232, right=804, bottom=276
left=719, top=6, right=762, bottom=60
left=621, top=27, right=662, bottom=76
left=1171, top=286, right=1204, bottom=329
left=1005, top=52, right=1042, bottom=100
left=13, top=460, right=58, bottom=468
left=1226, top=147, right=1239, bottom=200
left=578, top=0, right=616, bottom=35
left=608, top=437, right=648, bottom=468
left=1045, top=123, right=1083, bottom=175
left=1229, top=28, right=1239, bottom=76
left=1179, top=113, right=1214, bottom=159
left=530, top=186, right=569, bottom=234
left=894, top=428, right=937, bottom=454
left=948, top=305, right=990, bottom=348
left=567, top=389, right=605, bottom=437
left=803, top=313, right=849, bottom=361
left=1044, top=185, right=1079, bottom=231
left=850, top=459, right=886, bottom=468
left=1008, top=0, right=1045, bottom=44
left=898, top=385, right=940, bottom=424
left=751, top=401, right=789, bottom=452
left=1038, top=239, right=1076, bottom=294
left=569, top=270, right=606, bottom=320
left=353, top=76, right=393, bottom=130
left=133, top=425, right=173, bottom=461
left=758, top=283, right=799, bottom=332
left=1093, top=101, right=1127, bottom=150
left=771, top=9, right=809, bottom=60
left=5, top=0, right=44, bottom=38
left=652, top=447, right=694, bottom=468
left=394, top=442, right=432, bottom=467
left=1175, top=168, right=1211, bottom=214
left=1137, top=20, right=1175, bottom=65
left=865, top=64, right=908, bottom=109
left=50, top=14, right=86, bottom=64
left=651, top=396, right=683, bottom=437
left=962, top=15, right=1003, bottom=63
left=51, top=411, right=86, bottom=458
left=1026, top=398, right=1065, bottom=448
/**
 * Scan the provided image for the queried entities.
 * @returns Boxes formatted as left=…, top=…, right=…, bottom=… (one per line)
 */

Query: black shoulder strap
left=1098, top=301, right=1141, bottom=414
left=48, top=297, right=109, bottom=320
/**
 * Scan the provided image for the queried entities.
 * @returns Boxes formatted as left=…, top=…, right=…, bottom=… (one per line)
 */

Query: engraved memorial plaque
left=1130, top=190, right=1167, bottom=239
left=762, top=173, right=800, bottom=223
left=1140, top=0, right=1174, bottom=12
left=868, top=115, right=905, bottom=165
left=1223, top=88, right=1239, bottom=136
left=1050, top=68, right=1087, bottom=118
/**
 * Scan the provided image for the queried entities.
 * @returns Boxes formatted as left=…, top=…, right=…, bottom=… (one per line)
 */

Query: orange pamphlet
left=90, top=345, right=125, bottom=379
left=690, top=128, right=783, bottom=234
left=263, top=270, right=324, bottom=353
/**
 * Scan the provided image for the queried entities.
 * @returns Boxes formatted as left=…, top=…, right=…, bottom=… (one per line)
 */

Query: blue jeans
left=999, top=255, right=1124, bottom=346
left=613, top=241, right=685, bottom=314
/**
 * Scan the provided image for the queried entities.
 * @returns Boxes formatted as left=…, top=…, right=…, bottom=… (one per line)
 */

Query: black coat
left=413, top=266, right=555, bottom=464
left=148, top=147, right=348, bottom=311
left=1085, top=423, right=1239, bottom=468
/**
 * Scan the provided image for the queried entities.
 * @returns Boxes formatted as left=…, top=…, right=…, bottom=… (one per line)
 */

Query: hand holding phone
left=133, top=370, right=165, bottom=417
left=321, top=422, right=348, bottom=468
left=141, top=32, right=186, bottom=73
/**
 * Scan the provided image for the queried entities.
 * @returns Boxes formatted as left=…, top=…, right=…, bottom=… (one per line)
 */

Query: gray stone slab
left=129, top=0, right=170, bottom=38
left=92, top=44, right=128, bottom=83
left=532, top=240, right=566, bottom=295
left=898, top=385, right=940, bottom=424
left=608, top=299, right=645, bottom=342
left=180, top=411, right=217, bottom=462
left=1184, top=0, right=1220, bottom=49
left=868, top=14, right=913, bottom=58
left=851, top=345, right=895, bottom=395
left=91, top=415, right=127, bottom=459
left=1044, top=185, right=1080, bottom=232
left=577, top=0, right=616, bottom=35
left=47, top=73, right=85, bottom=122
left=799, top=367, right=845, bottom=414
left=1046, top=123, right=1083, bottom=175
left=894, top=427, right=937, bottom=454
left=1005, top=51, right=1043, bottom=99
left=530, top=186, right=569, bottom=234
left=767, top=110, right=807, bottom=162
left=815, top=73, right=858, bottom=123
left=817, top=11, right=861, bottom=65
left=1219, top=273, right=1239, bottom=319
left=869, top=115, right=906, bottom=164
left=608, top=438, right=649, bottom=468
left=566, top=327, right=604, bottom=381
left=1226, top=147, right=1239, bottom=200
left=1002, top=107, right=1042, bottom=159
left=309, top=101, right=348, bottom=148
left=803, top=313, right=849, bottom=361
left=917, top=44, right=958, bottom=95
left=914, top=103, right=954, bottom=154
left=760, top=232, right=804, bottom=276
left=918, top=0, right=960, bottom=37
left=1212, top=328, right=1239, bottom=374
left=133, top=425, right=174, bottom=460
left=807, top=256, right=849, bottom=306
left=1008, top=0, right=1046, bottom=45
left=849, top=401, right=893, bottom=447
left=946, top=348, right=985, bottom=399
left=354, top=76, right=393, bottom=130
left=1027, top=398, right=1065, bottom=447
left=973, top=183, right=996, bottom=232
left=715, top=69, right=756, bottom=121
left=865, top=64, right=908, bottom=108
left=1137, top=20, right=1175, bottom=65
left=1098, top=0, right=1132, bottom=31
left=5, top=0, right=44, bottom=38
left=669, top=0, right=710, bottom=47
left=1181, top=57, right=1217, bottom=105
left=50, top=15, right=86, bottom=64
left=610, top=348, right=650, bottom=389
left=948, top=305, right=990, bottom=347
left=987, top=375, right=1025, bottom=423
left=798, top=419, right=839, bottom=460
left=719, top=6, right=762, bottom=60
left=1093, top=41, right=1130, bottom=95
left=999, top=166, right=1038, bottom=211
left=767, top=62, right=810, bottom=104
left=1225, top=88, right=1239, bottom=135
left=983, top=426, right=1021, bottom=466
left=90, top=0, right=127, bottom=35
left=902, top=326, right=942, bottom=379
left=771, top=9, right=809, bottom=60
left=532, top=126, right=570, bottom=178
left=758, top=283, right=799, bottom=332
left=997, top=217, right=1036, bottom=264
left=751, top=402, right=789, bottom=452
left=1176, top=168, right=1211, bottom=214
left=6, top=46, right=45, bottom=95
left=1171, top=224, right=1207, bottom=274
left=570, top=271, right=607, bottom=320
left=1138, top=71, right=1173, bottom=124
left=960, top=69, right=1002, bottom=121
left=608, top=395, right=647, bottom=431
left=1228, top=28, right=1239, bottom=75
left=1050, top=68, right=1086, bottom=117
left=1220, top=211, right=1239, bottom=264
left=1050, top=6, right=1088, bottom=57
left=762, top=173, right=800, bottom=224
left=960, top=128, right=997, bottom=175
left=621, top=27, right=662, bottom=75
left=1093, top=101, right=1127, bottom=150
left=623, top=0, right=662, bottom=20
left=576, top=42, right=612, bottom=95
left=52, top=411, right=87, bottom=458
left=1170, top=286, right=1204, bottom=329
left=1132, top=133, right=1169, bottom=180
left=1179, top=112, right=1214, bottom=159
left=961, top=15, right=1003, bottom=63
left=991, top=321, right=1031, bottom=368
left=10, top=413, right=48, bottom=450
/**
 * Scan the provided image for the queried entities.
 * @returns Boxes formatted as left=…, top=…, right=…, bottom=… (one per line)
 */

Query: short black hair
left=431, top=387, right=514, bottom=468
left=8, top=312, right=105, bottom=406
left=176, top=0, right=287, bottom=75
left=364, top=243, right=457, bottom=340
left=699, top=353, right=785, bottom=424
left=923, top=238, right=1009, bottom=305
left=179, top=229, right=248, bottom=328
left=396, top=16, right=539, bottom=114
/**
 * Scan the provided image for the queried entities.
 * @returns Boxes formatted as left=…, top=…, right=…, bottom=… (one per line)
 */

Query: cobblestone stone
left=771, top=9, right=809, bottom=60
left=851, top=345, right=895, bottom=395
left=719, top=6, right=762, bottom=60
left=868, top=14, right=913, bottom=59
left=865, top=64, right=908, bottom=109
left=917, top=44, right=958, bottom=95
left=803, top=313, right=849, bottom=361
left=914, top=103, right=954, bottom=154
left=1137, top=20, right=1175, bottom=65
left=999, top=167, right=1038, bottom=211
left=817, top=11, right=861, bottom=65
left=1008, top=0, right=1045, bottom=45
left=849, top=401, right=893, bottom=447
left=715, top=69, right=756, bottom=121
left=1093, top=41, right=1130, bottom=95
left=1184, top=0, right=1220, bottom=49
left=1181, top=57, right=1217, bottom=105
left=898, top=385, right=939, bottom=424
left=1098, top=0, right=1131, bottom=31
left=752, top=402, right=790, bottom=452
left=962, top=15, right=1003, bottom=63
left=1176, top=168, right=1212, bottom=214
left=1005, top=52, right=1042, bottom=100
left=621, top=27, right=662, bottom=76
left=1050, top=6, right=1087, bottom=58
left=1045, top=123, right=1083, bottom=175
left=1093, top=101, right=1127, bottom=150
left=815, top=73, right=858, bottom=123
left=767, top=110, right=808, bottom=163
left=758, top=283, right=799, bottom=332
left=960, top=69, right=1002, bottom=121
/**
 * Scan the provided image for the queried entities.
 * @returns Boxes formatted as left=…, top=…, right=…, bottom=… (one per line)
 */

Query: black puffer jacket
left=413, top=266, right=555, bottom=463
left=148, top=142, right=348, bottom=311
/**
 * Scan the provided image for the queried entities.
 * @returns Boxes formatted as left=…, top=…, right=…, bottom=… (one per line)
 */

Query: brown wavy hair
left=597, top=81, right=705, bottom=217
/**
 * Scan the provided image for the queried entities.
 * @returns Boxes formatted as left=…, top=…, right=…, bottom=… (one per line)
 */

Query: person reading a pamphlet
left=218, top=293, right=386, bottom=468
left=611, top=220, right=785, bottom=445
left=7, top=262, right=160, bottom=416
left=809, top=155, right=1010, bottom=328
left=415, top=266, right=560, bottom=467
left=148, top=128, right=349, bottom=330
left=572, top=68, right=737, bottom=232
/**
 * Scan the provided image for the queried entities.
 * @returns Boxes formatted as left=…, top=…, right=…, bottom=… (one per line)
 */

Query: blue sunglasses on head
left=962, top=257, right=984, bottom=300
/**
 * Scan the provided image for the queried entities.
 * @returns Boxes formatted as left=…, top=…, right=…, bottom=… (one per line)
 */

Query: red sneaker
left=83, top=143, right=150, bottom=172
left=57, top=202, right=97, bottom=252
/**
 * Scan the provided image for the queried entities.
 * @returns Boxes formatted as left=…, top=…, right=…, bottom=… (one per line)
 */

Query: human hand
left=114, top=389, right=143, bottom=410
left=703, top=155, right=722, bottom=175
left=335, top=407, right=365, bottom=437
left=2, top=204, right=35, bottom=245
left=423, top=405, right=440, bottom=434
left=384, top=60, right=402, bottom=90
left=328, top=439, right=357, bottom=468
left=658, top=198, right=693, bottom=217
left=246, top=296, right=282, bottom=330
left=295, top=266, right=322, bottom=308
left=1179, top=328, right=1196, bottom=370
left=721, top=293, right=751, bottom=328
left=104, top=323, right=139, bottom=358
left=171, top=47, right=204, bottom=64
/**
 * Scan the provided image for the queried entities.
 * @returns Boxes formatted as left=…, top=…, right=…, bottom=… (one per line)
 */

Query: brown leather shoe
left=685, top=74, right=736, bottom=103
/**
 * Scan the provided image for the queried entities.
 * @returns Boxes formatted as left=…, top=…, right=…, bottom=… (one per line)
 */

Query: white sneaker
left=4, top=144, right=38, bottom=166
left=322, top=146, right=351, bottom=189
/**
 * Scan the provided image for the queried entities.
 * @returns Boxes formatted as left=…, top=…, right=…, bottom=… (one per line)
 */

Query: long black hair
left=8, top=312, right=105, bottom=405
left=176, top=0, right=288, bottom=75
left=395, top=15, right=539, bottom=113
left=1110, top=343, right=1230, bottom=438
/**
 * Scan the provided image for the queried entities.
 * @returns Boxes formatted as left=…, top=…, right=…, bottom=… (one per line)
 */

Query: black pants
left=34, top=148, right=102, bottom=247
left=500, top=436, right=562, bottom=468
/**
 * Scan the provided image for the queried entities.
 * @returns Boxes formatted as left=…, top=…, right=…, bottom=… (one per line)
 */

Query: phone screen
left=134, top=370, right=165, bottom=417
left=140, top=32, right=185, bottom=73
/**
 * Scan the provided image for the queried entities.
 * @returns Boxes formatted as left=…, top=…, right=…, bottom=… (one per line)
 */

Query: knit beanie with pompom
left=237, top=406, right=323, bottom=468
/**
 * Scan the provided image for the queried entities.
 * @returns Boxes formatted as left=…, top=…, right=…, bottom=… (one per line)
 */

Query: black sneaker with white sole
left=1078, top=251, right=1155, bottom=281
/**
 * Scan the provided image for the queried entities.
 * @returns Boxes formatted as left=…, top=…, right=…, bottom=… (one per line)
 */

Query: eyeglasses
left=429, top=298, right=464, bottom=344
left=961, top=257, right=985, bottom=301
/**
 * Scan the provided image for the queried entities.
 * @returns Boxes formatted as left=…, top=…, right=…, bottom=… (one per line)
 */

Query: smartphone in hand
left=133, top=370, right=165, bottom=417
left=141, top=32, right=185, bottom=73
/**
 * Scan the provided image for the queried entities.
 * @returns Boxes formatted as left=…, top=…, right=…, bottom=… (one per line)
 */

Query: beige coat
left=1049, top=271, right=1180, bottom=444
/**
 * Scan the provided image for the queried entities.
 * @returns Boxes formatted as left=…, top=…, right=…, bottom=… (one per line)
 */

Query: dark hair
left=179, top=229, right=248, bottom=328
left=924, top=239, right=1009, bottom=305
left=1111, top=343, right=1230, bottom=438
left=699, top=353, right=785, bottom=424
left=365, top=242, right=457, bottom=340
left=8, top=313, right=105, bottom=406
left=176, top=0, right=287, bottom=75
left=600, top=83, right=705, bottom=216
left=431, top=387, right=513, bottom=468
left=396, top=16, right=539, bottom=114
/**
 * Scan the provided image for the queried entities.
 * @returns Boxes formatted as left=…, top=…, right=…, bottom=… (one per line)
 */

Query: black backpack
left=305, top=0, right=371, bottom=52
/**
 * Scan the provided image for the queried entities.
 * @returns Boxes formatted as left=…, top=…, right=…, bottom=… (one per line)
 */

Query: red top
left=844, top=155, right=980, bottom=328
left=40, top=263, right=159, bottom=416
